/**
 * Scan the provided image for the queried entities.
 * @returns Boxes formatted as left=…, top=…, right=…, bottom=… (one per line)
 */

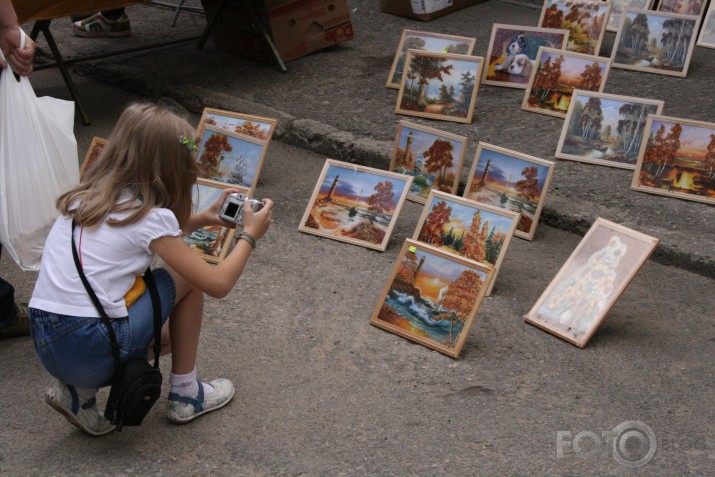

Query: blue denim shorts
left=30, top=268, right=176, bottom=388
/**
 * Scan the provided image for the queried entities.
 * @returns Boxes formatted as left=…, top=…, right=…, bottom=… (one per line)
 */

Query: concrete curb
left=76, top=61, right=715, bottom=279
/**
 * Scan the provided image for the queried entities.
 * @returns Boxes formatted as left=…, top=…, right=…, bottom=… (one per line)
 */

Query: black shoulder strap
left=71, top=220, right=162, bottom=371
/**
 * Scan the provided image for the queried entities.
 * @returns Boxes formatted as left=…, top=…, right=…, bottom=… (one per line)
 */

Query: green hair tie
left=179, top=135, right=197, bottom=152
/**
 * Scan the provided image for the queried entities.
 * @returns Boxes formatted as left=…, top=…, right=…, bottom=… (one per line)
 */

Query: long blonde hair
left=58, top=103, right=198, bottom=229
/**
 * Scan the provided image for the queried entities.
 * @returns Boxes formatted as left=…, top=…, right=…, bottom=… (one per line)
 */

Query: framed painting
left=525, top=218, right=659, bottom=348
left=656, top=0, right=708, bottom=18
left=370, top=239, right=494, bottom=358
left=79, top=136, right=107, bottom=179
left=607, top=0, right=655, bottom=32
left=482, top=24, right=570, bottom=89
left=631, top=115, right=715, bottom=205
left=697, top=3, right=715, bottom=48
left=388, top=121, right=467, bottom=204
left=464, top=143, right=555, bottom=241
left=298, top=159, right=412, bottom=251
left=611, top=10, right=700, bottom=77
left=538, top=0, right=612, bottom=55
left=387, top=30, right=476, bottom=89
left=195, top=125, right=268, bottom=194
left=413, top=190, right=520, bottom=296
left=556, top=90, right=665, bottom=169
left=184, top=179, right=242, bottom=263
left=395, top=50, right=484, bottom=124
left=522, top=47, right=611, bottom=119
left=197, top=108, right=277, bottom=142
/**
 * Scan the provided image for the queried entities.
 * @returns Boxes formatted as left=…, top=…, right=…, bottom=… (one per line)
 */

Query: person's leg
left=72, top=8, right=130, bottom=38
left=0, top=243, right=28, bottom=339
left=101, top=9, right=126, bottom=21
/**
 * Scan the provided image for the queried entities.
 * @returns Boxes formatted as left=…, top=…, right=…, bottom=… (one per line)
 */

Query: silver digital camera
left=219, top=192, right=264, bottom=226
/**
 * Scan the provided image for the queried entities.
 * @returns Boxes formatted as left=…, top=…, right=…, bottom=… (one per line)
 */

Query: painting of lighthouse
left=389, top=121, right=467, bottom=204
left=464, top=143, right=555, bottom=241
left=370, top=240, right=493, bottom=357
left=299, top=160, right=412, bottom=251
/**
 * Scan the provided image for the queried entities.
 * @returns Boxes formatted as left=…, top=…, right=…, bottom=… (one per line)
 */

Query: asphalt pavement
left=1, top=1, right=714, bottom=476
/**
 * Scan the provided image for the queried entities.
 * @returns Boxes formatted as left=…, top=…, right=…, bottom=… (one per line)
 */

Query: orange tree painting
left=637, top=118, right=715, bottom=200
left=198, top=133, right=233, bottom=177
left=541, top=0, right=608, bottom=54
left=417, top=197, right=515, bottom=265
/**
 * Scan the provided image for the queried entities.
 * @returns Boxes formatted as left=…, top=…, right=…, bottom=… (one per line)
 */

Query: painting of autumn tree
left=524, top=48, right=609, bottom=118
left=198, top=133, right=233, bottom=178
left=370, top=241, right=492, bottom=357
left=196, top=127, right=267, bottom=190
left=539, top=0, right=610, bottom=54
left=201, top=109, right=275, bottom=142
left=633, top=117, right=715, bottom=204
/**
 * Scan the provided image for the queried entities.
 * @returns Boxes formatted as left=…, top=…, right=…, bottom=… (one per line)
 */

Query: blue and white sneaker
left=45, top=380, right=116, bottom=436
left=166, top=378, right=235, bottom=424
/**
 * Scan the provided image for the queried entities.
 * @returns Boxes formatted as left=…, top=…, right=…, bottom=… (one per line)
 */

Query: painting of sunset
left=196, top=126, right=267, bottom=193
left=414, top=191, right=519, bottom=295
left=464, top=143, right=555, bottom=240
left=370, top=240, right=493, bottom=357
left=389, top=121, right=467, bottom=203
left=632, top=116, right=715, bottom=205
left=523, top=47, right=611, bottom=118
left=299, top=160, right=412, bottom=251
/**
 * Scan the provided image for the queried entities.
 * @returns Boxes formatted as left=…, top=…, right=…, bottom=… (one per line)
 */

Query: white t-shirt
left=29, top=199, right=182, bottom=318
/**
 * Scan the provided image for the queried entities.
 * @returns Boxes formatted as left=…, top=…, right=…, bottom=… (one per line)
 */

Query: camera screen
left=224, top=202, right=240, bottom=218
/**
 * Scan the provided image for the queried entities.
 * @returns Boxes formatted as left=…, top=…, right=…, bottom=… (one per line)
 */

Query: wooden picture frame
left=696, top=2, right=715, bottom=48
left=607, top=0, right=655, bottom=32
left=184, top=179, right=242, bottom=263
left=195, top=125, right=268, bottom=195
left=388, top=121, right=467, bottom=204
left=656, top=0, right=708, bottom=18
left=387, top=30, right=476, bottom=89
left=79, top=136, right=107, bottom=179
left=482, top=24, right=570, bottom=89
left=395, top=50, right=483, bottom=124
left=538, top=0, right=612, bottom=55
left=370, top=239, right=494, bottom=358
left=631, top=115, right=715, bottom=205
left=611, top=10, right=700, bottom=77
left=298, top=159, right=412, bottom=251
left=522, top=47, right=611, bottom=119
left=464, top=142, right=555, bottom=241
left=525, top=218, right=659, bottom=348
left=556, top=90, right=665, bottom=170
left=197, top=107, right=277, bottom=143
left=413, top=190, right=520, bottom=296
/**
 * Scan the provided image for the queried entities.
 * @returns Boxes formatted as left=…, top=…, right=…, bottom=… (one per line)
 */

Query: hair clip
left=179, top=135, right=197, bottom=152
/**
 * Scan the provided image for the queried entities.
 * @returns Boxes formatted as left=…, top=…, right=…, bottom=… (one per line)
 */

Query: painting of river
left=557, top=91, right=664, bottom=169
left=370, top=240, right=492, bottom=357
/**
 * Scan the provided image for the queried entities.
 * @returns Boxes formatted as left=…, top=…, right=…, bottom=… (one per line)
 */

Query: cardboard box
left=379, top=0, right=487, bottom=21
left=201, top=0, right=354, bottom=63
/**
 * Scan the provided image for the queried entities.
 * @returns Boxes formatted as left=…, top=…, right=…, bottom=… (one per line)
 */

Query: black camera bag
left=71, top=221, right=163, bottom=431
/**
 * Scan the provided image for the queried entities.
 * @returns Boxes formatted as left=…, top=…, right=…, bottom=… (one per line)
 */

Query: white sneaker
left=166, top=378, right=235, bottom=424
left=45, top=380, right=116, bottom=436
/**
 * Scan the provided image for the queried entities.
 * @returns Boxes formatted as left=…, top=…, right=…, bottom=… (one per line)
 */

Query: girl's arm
left=0, top=0, right=35, bottom=75
left=183, top=188, right=238, bottom=234
left=151, top=197, right=274, bottom=298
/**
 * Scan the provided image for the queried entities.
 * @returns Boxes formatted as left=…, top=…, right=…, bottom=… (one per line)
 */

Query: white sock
left=170, top=368, right=214, bottom=399
left=72, top=385, right=98, bottom=402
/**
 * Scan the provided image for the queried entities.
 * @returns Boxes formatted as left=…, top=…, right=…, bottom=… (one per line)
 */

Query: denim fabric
left=30, top=268, right=176, bottom=388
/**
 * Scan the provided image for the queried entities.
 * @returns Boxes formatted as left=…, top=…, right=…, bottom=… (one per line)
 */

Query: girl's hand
left=242, top=198, right=273, bottom=241
left=0, top=28, right=35, bottom=76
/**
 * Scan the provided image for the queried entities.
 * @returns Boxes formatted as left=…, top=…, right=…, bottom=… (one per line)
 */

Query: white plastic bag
left=0, top=30, right=79, bottom=271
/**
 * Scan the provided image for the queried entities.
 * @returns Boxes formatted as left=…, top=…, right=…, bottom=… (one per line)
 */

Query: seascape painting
left=464, top=144, right=555, bottom=240
left=557, top=91, right=664, bottom=169
left=299, top=160, right=412, bottom=251
left=632, top=115, right=715, bottom=205
left=414, top=191, right=519, bottom=295
left=611, top=10, right=699, bottom=77
left=387, top=30, right=476, bottom=89
left=198, top=108, right=276, bottom=142
left=185, top=180, right=239, bottom=263
left=396, top=51, right=483, bottom=124
left=539, top=0, right=611, bottom=54
left=525, top=218, right=658, bottom=348
left=370, top=240, right=493, bottom=358
left=389, top=121, right=467, bottom=203
left=522, top=47, right=611, bottom=118
left=196, top=126, right=267, bottom=193
left=483, top=24, right=569, bottom=88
